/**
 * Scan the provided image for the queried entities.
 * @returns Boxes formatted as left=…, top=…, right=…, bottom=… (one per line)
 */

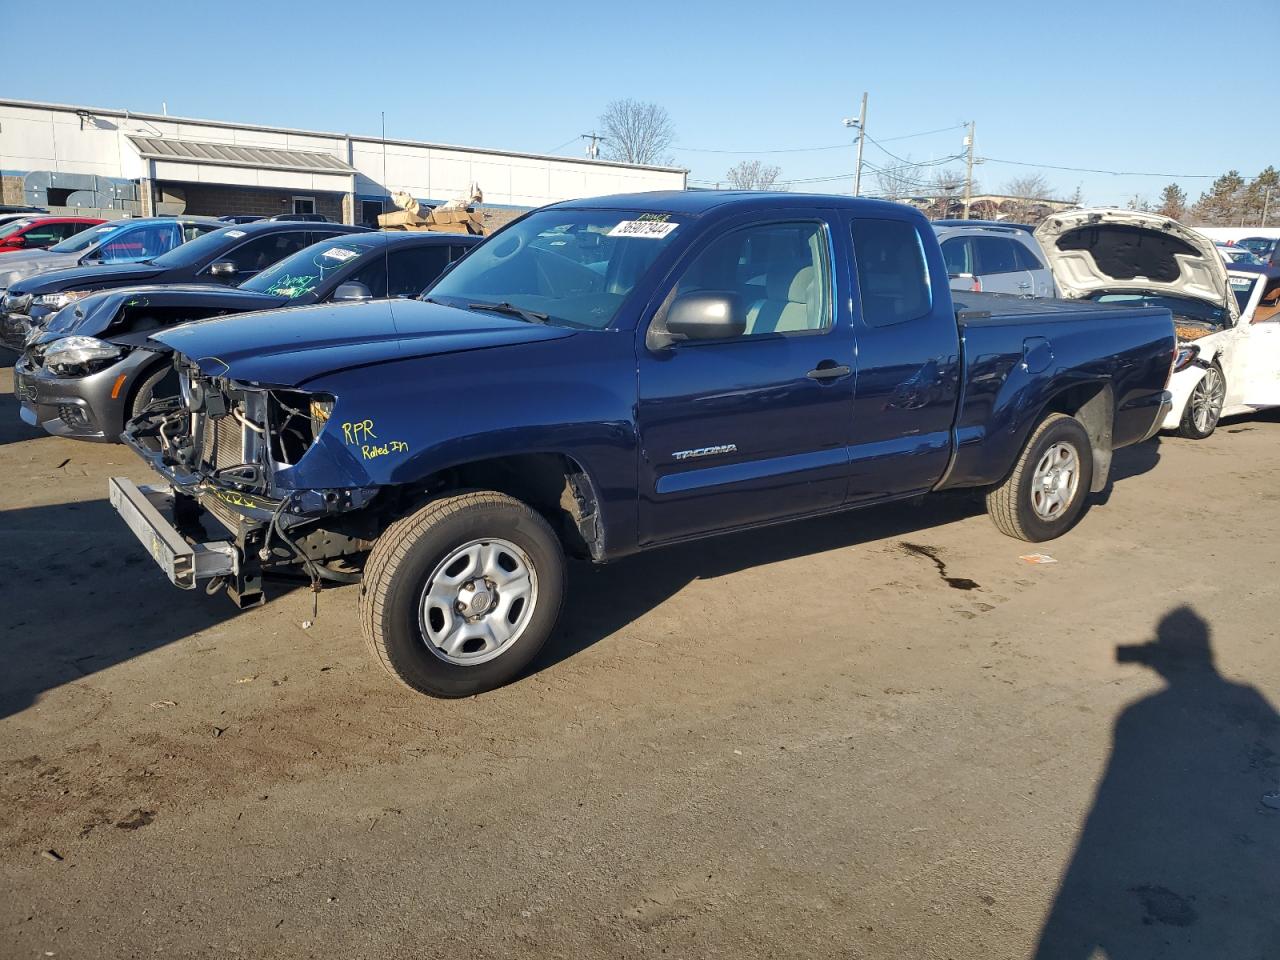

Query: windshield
left=0, top=219, right=33, bottom=240
left=50, top=222, right=126, bottom=254
left=425, top=208, right=684, bottom=329
left=149, top=225, right=238, bottom=268
left=239, top=240, right=366, bottom=298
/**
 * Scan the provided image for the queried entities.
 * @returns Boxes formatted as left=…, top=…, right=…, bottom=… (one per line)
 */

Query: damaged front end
left=112, top=356, right=379, bottom=607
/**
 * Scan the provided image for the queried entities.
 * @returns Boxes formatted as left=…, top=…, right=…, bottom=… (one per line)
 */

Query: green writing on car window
left=265, top=273, right=320, bottom=298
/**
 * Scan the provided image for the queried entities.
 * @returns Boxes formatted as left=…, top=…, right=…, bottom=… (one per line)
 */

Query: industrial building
left=0, top=98, right=687, bottom=226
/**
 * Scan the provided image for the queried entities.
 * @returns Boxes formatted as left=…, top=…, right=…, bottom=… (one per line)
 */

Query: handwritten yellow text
left=361, top=440, right=409, bottom=460
left=341, top=419, right=377, bottom=444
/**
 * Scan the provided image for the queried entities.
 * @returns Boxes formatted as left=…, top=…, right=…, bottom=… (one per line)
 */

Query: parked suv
left=933, top=222, right=1056, bottom=297
left=1, top=220, right=366, bottom=349
left=0, top=216, right=105, bottom=254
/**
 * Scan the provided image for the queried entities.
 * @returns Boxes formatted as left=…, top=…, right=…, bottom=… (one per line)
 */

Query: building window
left=292, top=196, right=316, bottom=216
left=360, top=199, right=386, bottom=228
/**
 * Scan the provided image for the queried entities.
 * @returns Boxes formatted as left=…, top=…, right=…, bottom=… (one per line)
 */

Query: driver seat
left=745, top=265, right=816, bottom=334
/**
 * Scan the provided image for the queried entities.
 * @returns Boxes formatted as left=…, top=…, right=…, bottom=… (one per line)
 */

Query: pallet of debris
left=377, top=186, right=486, bottom=236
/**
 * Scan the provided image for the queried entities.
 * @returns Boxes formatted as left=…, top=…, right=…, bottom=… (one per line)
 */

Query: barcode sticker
left=321, top=247, right=359, bottom=261
left=608, top=219, right=679, bottom=239
left=224, top=229, right=246, bottom=238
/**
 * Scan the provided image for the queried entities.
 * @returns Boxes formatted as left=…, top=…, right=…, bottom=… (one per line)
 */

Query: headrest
left=768, top=264, right=814, bottom=302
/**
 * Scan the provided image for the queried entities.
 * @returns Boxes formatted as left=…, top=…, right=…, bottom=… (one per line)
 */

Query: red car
left=0, top=216, right=105, bottom=254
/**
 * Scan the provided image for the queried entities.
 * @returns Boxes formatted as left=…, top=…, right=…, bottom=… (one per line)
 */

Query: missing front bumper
left=108, top=477, right=240, bottom=590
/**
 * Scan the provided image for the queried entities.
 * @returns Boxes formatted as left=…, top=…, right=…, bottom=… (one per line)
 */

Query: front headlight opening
left=43, top=335, right=124, bottom=377
left=268, top=390, right=334, bottom=465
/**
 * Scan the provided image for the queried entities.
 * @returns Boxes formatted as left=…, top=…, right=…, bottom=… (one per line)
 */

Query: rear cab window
left=851, top=218, right=932, bottom=326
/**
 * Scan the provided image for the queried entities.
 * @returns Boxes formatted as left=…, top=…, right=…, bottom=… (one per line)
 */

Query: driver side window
left=671, top=221, right=831, bottom=337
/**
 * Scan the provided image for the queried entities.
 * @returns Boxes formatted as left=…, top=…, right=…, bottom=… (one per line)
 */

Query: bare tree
left=597, top=99, right=675, bottom=166
left=1002, top=174, right=1054, bottom=222
left=725, top=160, right=783, bottom=191
left=927, top=168, right=966, bottom=218
left=873, top=159, right=925, bottom=201
left=1126, top=194, right=1153, bottom=213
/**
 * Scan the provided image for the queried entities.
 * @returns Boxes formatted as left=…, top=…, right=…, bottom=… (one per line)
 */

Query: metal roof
left=126, top=136, right=355, bottom=175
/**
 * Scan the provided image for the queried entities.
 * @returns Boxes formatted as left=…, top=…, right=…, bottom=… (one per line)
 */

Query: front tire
left=360, top=491, right=565, bottom=698
left=1177, top=364, right=1225, bottom=439
left=986, top=413, right=1094, bottom=542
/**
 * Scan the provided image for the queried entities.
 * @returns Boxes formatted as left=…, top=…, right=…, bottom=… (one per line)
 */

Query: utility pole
left=962, top=121, right=976, bottom=220
left=843, top=93, right=868, bottom=197
left=581, top=131, right=605, bottom=160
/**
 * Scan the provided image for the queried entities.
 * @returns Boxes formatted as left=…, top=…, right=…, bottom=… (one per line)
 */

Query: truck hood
left=14, top=260, right=165, bottom=294
left=0, top=250, right=79, bottom=289
left=153, top=298, right=579, bottom=386
left=43, top=283, right=287, bottom=339
left=1035, top=209, right=1232, bottom=316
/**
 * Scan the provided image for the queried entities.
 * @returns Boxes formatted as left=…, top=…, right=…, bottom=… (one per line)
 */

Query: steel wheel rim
left=1030, top=441, right=1080, bottom=521
left=1190, top=368, right=1225, bottom=433
left=418, top=538, right=538, bottom=666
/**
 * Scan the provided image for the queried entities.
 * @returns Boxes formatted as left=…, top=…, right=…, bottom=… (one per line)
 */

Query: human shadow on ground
left=1033, top=606, right=1280, bottom=959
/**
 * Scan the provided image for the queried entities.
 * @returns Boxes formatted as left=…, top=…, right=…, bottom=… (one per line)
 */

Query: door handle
left=806, top=362, right=852, bottom=382
left=1018, top=281, right=1032, bottom=289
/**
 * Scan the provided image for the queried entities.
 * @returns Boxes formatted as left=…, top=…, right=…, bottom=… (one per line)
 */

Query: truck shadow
left=1033, top=606, right=1280, bottom=958
left=536, top=439, right=1164, bottom=677
left=0, top=497, right=288, bottom=721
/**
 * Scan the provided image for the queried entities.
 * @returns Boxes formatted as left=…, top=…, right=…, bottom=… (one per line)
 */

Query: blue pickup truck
left=110, top=192, right=1175, bottom=697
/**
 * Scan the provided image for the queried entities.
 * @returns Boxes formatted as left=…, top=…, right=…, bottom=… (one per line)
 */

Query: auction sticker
left=224, top=229, right=246, bottom=238
left=609, top=219, right=679, bottom=239
left=321, top=247, right=359, bottom=261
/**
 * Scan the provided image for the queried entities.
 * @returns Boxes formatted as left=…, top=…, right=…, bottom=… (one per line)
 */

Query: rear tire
left=986, top=413, right=1094, bottom=542
left=360, top=491, right=565, bottom=698
left=1176, top=364, right=1225, bottom=439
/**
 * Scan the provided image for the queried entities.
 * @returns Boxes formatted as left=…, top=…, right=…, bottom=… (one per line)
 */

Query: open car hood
left=1035, top=209, right=1234, bottom=318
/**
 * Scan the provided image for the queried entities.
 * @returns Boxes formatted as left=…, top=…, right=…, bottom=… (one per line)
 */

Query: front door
left=635, top=213, right=855, bottom=545
left=1240, top=315, right=1280, bottom=407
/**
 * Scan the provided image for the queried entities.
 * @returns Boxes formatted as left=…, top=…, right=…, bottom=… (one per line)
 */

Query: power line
left=675, top=122, right=967, bottom=155
left=979, top=156, right=1234, bottom=179
left=544, top=136, right=580, bottom=155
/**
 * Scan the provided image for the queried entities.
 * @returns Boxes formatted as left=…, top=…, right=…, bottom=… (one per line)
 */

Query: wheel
left=1177, top=364, right=1225, bottom=439
left=986, top=413, right=1094, bottom=542
left=129, top=363, right=179, bottom=418
left=359, top=491, right=565, bottom=698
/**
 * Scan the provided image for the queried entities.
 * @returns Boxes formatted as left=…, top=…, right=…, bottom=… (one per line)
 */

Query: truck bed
left=939, top=292, right=1174, bottom=492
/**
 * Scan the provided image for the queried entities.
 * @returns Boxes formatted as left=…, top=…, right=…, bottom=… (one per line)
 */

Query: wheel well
left=123, top=355, right=176, bottom=416
left=413, top=453, right=603, bottom=559
left=1043, top=382, right=1114, bottom=493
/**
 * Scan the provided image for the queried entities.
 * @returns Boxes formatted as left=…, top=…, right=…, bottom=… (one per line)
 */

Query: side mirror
left=209, top=260, right=237, bottom=278
left=333, top=281, right=373, bottom=302
left=663, top=292, right=746, bottom=342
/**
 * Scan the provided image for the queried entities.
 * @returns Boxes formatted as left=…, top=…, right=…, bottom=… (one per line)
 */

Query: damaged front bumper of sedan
left=112, top=363, right=378, bottom=607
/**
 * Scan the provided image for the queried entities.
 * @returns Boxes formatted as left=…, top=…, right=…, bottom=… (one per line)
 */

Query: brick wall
left=157, top=182, right=344, bottom=222
left=1, top=175, right=25, bottom=206
left=477, top=206, right=527, bottom=232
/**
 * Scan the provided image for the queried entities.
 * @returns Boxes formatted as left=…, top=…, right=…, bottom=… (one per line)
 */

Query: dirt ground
left=1, top=359, right=1277, bottom=960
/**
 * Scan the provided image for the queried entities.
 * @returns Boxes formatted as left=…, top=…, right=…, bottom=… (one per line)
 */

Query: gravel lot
left=2, top=360, right=1277, bottom=959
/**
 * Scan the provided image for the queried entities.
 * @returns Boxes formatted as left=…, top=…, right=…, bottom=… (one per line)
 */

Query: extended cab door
left=843, top=213, right=962, bottom=501
left=635, top=212, right=855, bottom=545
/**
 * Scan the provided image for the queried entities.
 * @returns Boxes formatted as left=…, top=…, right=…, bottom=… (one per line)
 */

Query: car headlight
left=43, top=335, right=125, bottom=377
left=35, top=290, right=92, bottom=309
left=1173, top=344, right=1200, bottom=372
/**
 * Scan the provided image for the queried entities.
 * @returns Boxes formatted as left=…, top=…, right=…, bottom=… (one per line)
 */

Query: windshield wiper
left=466, top=300, right=549, bottom=324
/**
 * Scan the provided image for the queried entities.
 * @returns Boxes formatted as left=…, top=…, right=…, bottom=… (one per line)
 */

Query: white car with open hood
left=1035, top=209, right=1280, bottom=438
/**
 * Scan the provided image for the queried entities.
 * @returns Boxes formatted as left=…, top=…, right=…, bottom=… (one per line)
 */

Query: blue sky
left=9, top=0, right=1276, bottom=206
